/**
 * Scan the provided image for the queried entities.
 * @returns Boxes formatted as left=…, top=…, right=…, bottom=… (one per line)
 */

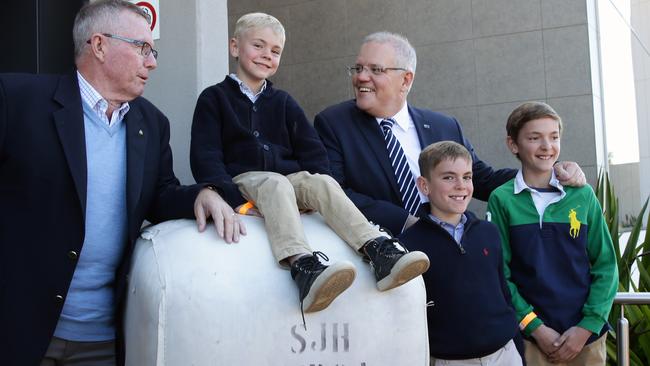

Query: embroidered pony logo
left=568, top=208, right=581, bottom=238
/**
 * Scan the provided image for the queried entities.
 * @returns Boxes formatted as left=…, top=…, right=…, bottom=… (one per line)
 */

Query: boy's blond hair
left=419, top=141, right=472, bottom=178
left=233, top=12, right=285, bottom=45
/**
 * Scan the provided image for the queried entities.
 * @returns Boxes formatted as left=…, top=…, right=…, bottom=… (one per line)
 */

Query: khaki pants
left=431, top=339, right=523, bottom=365
left=40, top=337, right=116, bottom=366
left=524, top=333, right=607, bottom=366
left=233, top=171, right=382, bottom=263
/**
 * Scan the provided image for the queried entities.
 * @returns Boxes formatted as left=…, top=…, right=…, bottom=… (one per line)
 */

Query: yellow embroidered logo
left=568, top=208, right=581, bottom=238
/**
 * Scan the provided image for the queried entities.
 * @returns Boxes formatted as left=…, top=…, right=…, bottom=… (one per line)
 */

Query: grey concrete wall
left=610, top=163, right=642, bottom=226
left=228, top=0, right=604, bottom=215
left=143, top=0, right=229, bottom=184
left=632, top=0, right=650, bottom=226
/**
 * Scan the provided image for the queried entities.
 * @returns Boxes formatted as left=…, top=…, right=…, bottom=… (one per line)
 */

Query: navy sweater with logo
left=399, top=211, right=518, bottom=360
left=487, top=182, right=618, bottom=343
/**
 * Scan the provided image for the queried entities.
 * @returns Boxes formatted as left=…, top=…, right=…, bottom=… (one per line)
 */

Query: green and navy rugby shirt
left=487, top=172, right=618, bottom=342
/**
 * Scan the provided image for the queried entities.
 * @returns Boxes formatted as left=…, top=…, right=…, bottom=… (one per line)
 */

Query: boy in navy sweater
left=399, top=141, right=521, bottom=365
left=190, top=13, right=429, bottom=318
left=487, top=102, right=617, bottom=365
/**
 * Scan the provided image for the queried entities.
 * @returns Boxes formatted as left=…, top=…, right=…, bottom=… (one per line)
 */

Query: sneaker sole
left=377, top=251, right=430, bottom=292
left=303, top=261, right=356, bottom=313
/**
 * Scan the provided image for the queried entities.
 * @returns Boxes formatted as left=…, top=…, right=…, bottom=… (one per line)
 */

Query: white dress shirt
left=375, top=102, right=427, bottom=202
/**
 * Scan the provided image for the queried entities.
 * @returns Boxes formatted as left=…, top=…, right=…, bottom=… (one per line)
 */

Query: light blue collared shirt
left=429, top=213, right=468, bottom=245
left=77, top=71, right=130, bottom=127
left=229, top=73, right=267, bottom=103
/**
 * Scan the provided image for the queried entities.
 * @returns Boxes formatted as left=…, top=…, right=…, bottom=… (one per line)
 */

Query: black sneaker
left=290, top=252, right=356, bottom=314
left=364, top=237, right=430, bottom=291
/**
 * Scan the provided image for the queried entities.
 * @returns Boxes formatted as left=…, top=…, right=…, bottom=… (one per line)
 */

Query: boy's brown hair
left=418, top=141, right=472, bottom=178
left=506, top=101, right=563, bottom=141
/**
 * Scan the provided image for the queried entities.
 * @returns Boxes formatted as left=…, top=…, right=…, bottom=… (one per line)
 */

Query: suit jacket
left=0, top=73, right=202, bottom=366
left=314, top=100, right=516, bottom=235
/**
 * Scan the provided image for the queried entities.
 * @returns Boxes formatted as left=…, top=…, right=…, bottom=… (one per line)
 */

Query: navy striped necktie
left=380, top=118, right=421, bottom=215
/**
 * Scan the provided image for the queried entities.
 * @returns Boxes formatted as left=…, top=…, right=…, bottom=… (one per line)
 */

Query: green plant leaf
left=638, top=199, right=650, bottom=274
left=597, top=170, right=650, bottom=364
left=636, top=258, right=650, bottom=292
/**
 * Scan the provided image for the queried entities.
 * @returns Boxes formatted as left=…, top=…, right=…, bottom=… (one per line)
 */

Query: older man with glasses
left=0, top=1, right=244, bottom=365
left=314, top=31, right=587, bottom=236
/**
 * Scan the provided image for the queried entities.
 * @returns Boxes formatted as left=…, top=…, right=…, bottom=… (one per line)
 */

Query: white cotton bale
left=125, top=214, right=429, bottom=366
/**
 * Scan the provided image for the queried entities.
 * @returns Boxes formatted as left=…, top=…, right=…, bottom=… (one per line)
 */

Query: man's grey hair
left=362, top=31, right=417, bottom=73
left=73, top=0, right=151, bottom=60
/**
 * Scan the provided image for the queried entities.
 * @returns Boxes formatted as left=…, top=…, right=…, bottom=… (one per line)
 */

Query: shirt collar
left=428, top=213, right=467, bottom=229
left=375, top=102, right=411, bottom=131
left=229, top=73, right=267, bottom=102
left=513, top=169, right=564, bottom=195
left=77, top=71, right=130, bottom=122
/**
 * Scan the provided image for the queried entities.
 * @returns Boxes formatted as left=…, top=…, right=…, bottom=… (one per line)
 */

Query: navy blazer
left=0, top=73, right=202, bottom=366
left=314, top=100, right=516, bottom=235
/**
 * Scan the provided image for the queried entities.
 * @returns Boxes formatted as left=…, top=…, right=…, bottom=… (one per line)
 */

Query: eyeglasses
left=347, top=64, right=408, bottom=76
left=87, top=33, right=158, bottom=59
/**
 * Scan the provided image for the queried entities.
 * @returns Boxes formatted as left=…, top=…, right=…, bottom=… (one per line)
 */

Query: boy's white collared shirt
left=229, top=73, right=267, bottom=103
left=514, top=169, right=566, bottom=227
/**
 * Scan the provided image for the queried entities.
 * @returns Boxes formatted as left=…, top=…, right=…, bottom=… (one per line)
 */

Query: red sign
left=136, top=1, right=157, bottom=31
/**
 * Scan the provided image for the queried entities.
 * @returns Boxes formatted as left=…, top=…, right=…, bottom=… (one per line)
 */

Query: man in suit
left=0, top=1, right=245, bottom=365
left=315, top=31, right=584, bottom=235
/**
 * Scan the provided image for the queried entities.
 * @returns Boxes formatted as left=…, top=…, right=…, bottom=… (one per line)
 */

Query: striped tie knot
left=380, top=118, right=396, bottom=135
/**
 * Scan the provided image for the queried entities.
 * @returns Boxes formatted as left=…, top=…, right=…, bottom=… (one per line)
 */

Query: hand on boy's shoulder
left=554, top=161, right=586, bottom=187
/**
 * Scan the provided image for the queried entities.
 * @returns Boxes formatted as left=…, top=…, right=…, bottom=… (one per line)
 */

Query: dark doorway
left=0, top=0, right=87, bottom=74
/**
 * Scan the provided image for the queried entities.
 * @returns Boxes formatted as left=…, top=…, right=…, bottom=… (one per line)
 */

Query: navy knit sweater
left=399, top=210, right=518, bottom=359
left=190, top=76, right=329, bottom=207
